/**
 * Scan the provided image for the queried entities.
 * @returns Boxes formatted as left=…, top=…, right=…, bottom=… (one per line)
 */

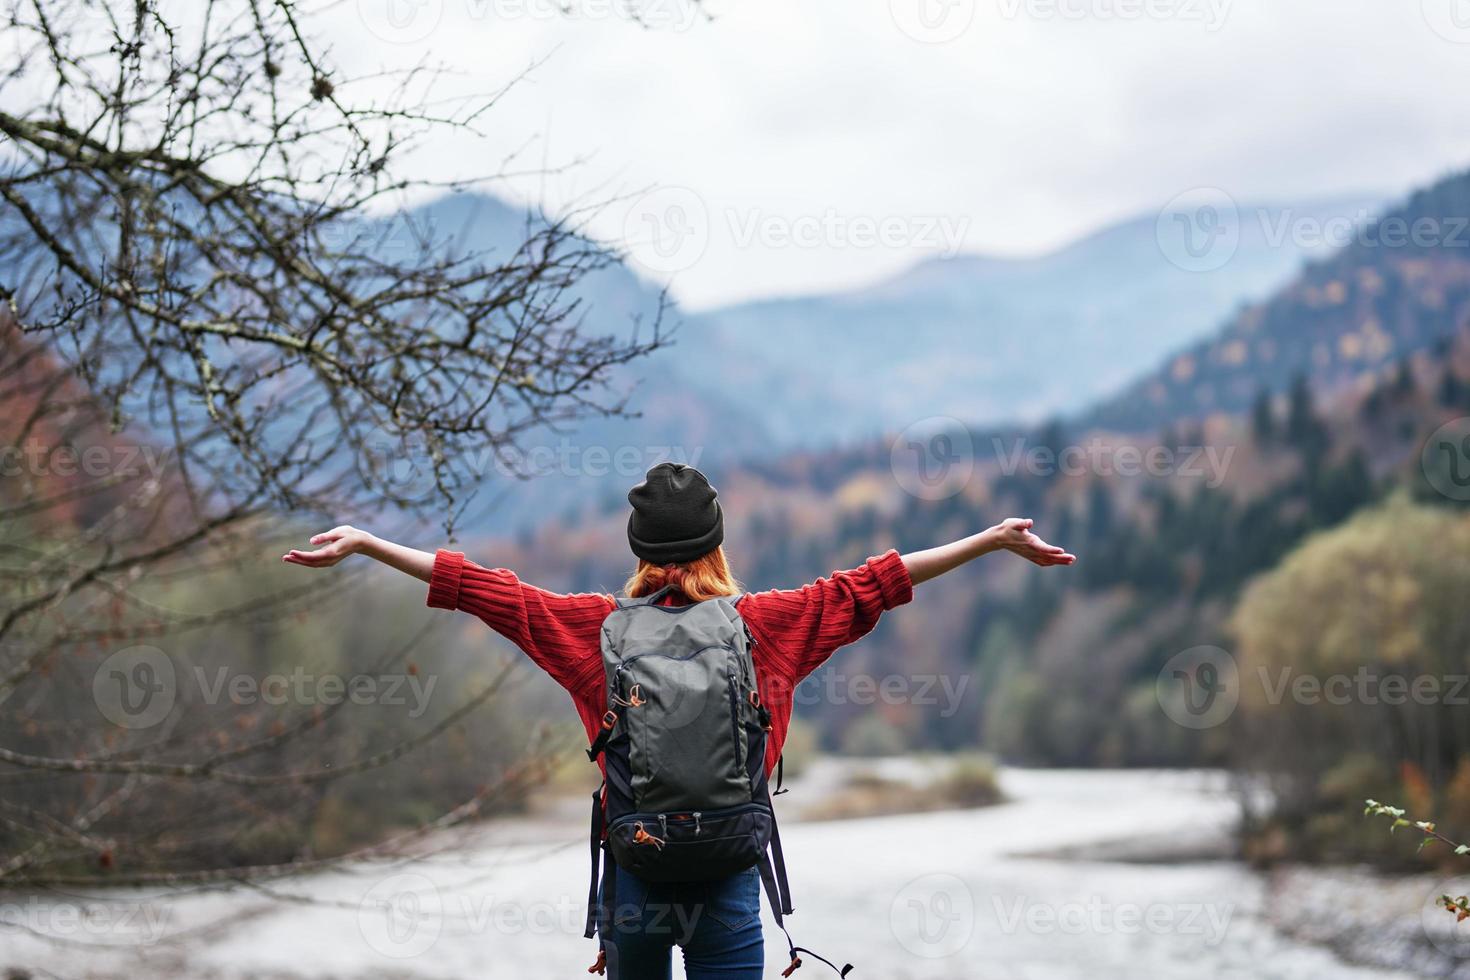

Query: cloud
left=318, top=0, right=1470, bottom=309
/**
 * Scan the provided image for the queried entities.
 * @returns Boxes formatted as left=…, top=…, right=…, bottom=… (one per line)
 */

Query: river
left=0, top=767, right=1439, bottom=978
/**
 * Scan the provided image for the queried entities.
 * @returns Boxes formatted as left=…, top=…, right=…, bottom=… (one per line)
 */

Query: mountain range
left=415, top=188, right=1388, bottom=530
left=672, top=194, right=1381, bottom=446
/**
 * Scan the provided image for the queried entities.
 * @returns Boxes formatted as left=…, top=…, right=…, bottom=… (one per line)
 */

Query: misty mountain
left=667, top=194, right=1383, bottom=447
left=401, top=190, right=1381, bottom=530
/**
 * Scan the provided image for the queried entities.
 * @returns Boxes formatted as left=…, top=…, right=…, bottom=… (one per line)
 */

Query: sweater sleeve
left=426, top=549, right=614, bottom=697
left=739, top=549, right=913, bottom=686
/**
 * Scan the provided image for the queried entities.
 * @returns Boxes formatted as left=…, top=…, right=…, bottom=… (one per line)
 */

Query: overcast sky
left=312, top=0, right=1470, bottom=310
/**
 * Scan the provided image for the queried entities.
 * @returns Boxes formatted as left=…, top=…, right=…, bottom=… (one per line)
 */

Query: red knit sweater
left=426, top=549, right=914, bottom=774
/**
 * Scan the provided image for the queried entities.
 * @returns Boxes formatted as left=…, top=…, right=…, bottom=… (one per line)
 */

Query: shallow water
left=0, top=768, right=1422, bottom=979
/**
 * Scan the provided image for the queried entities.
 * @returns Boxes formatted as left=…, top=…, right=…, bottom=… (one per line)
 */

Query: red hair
left=623, top=546, right=742, bottom=602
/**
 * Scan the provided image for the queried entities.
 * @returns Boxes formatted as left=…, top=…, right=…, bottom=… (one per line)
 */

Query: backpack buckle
left=600, top=710, right=618, bottom=730
left=748, top=690, right=762, bottom=708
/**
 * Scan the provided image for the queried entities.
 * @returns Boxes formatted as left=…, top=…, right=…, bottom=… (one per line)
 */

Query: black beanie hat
left=627, top=463, right=724, bottom=565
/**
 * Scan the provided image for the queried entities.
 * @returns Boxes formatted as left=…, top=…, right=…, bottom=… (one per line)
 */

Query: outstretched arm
left=902, top=518, right=1075, bottom=586
left=282, top=525, right=433, bottom=582
left=282, top=526, right=612, bottom=697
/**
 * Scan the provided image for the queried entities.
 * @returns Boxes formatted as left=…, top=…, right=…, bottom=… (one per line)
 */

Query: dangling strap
left=756, top=848, right=789, bottom=926
left=757, top=852, right=853, bottom=977
left=756, top=806, right=853, bottom=977
left=780, top=940, right=854, bottom=979
left=583, top=784, right=619, bottom=943
left=773, top=753, right=788, bottom=796
left=583, top=785, right=604, bottom=939
left=601, top=847, right=618, bottom=938
left=768, top=807, right=794, bottom=916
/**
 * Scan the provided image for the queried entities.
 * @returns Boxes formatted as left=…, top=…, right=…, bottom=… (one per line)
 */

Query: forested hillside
left=1086, top=169, right=1470, bottom=431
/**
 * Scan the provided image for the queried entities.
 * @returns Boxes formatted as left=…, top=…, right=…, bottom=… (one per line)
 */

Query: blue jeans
left=601, top=865, right=764, bottom=979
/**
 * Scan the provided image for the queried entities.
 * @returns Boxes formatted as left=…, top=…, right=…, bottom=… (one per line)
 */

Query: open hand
left=991, top=518, right=1076, bottom=567
left=282, top=525, right=372, bottom=568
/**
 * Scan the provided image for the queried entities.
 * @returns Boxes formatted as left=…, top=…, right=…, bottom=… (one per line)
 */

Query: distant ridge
left=1082, top=169, right=1470, bottom=432
left=671, top=193, right=1384, bottom=447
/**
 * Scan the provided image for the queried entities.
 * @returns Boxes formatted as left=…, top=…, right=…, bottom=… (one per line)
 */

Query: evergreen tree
left=1251, top=388, right=1276, bottom=446
left=1086, top=480, right=1113, bottom=540
left=1439, top=371, right=1464, bottom=409
left=1392, top=358, right=1416, bottom=398
left=1286, top=373, right=1328, bottom=465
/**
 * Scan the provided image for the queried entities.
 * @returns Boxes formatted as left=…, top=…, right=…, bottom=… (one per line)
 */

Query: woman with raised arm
left=285, top=463, right=1074, bottom=980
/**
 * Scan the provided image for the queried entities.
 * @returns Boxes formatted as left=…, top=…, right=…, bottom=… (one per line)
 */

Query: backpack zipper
left=726, top=670, right=744, bottom=770
left=619, top=643, right=734, bottom=670
left=607, top=803, right=770, bottom=835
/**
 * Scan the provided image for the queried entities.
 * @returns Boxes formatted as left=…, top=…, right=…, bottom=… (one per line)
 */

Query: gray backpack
left=583, top=585, right=851, bottom=977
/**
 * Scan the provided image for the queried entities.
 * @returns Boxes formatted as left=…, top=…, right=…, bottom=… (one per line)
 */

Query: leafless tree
left=0, top=0, right=667, bottom=887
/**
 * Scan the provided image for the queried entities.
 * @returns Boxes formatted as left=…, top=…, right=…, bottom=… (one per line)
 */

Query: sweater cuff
left=426, top=549, right=466, bottom=610
left=869, top=548, right=914, bottom=609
